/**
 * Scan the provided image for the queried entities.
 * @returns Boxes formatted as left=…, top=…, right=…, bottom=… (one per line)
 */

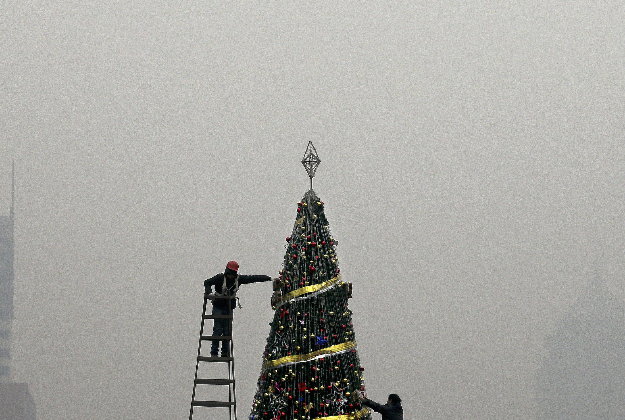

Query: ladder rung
left=192, top=400, right=235, bottom=407
left=198, top=356, right=234, bottom=362
left=195, top=378, right=235, bottom=385
left=203, top=314, right=233, bottom=319
left=201, top=335, right=232, bottom=341
left=205, top=294, right=233, bottom=300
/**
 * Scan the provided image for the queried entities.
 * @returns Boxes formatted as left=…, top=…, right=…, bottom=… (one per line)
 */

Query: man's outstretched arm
left=362, top=398, right=387, bottom=414
left=238, top=274, right=272, bottom=285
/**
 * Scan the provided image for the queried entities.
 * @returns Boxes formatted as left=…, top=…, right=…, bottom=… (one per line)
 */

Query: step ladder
left=189, top=293, right=237, bottom=420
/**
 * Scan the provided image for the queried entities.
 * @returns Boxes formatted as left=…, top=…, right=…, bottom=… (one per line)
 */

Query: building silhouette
left=0, top=383, right=36, bottom=420
left=0, top=165, right=35, bottom=420
left=536, top=275, right=625, bottom=419
left=0, top=164, right=14, bottom=381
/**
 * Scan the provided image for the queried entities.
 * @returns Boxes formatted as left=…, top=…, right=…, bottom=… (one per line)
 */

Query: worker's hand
left=354, top=390, right=365, bottom=402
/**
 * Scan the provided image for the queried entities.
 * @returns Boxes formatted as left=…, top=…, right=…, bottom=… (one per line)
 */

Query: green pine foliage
left=250, top=190, right=370, bottom=420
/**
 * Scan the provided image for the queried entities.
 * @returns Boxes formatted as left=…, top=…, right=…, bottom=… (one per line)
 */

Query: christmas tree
left=249, top=143, right=370, bottom=420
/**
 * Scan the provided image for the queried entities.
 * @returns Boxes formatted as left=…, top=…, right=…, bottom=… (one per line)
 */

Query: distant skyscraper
left=0, top=382, right=36, bottom=420
left=0, top=163, right=14, bottom=381
left=536, top=275, right=625, bottom=419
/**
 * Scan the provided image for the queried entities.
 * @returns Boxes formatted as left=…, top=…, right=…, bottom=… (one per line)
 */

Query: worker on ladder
left=204, top=260, right=272, bottom=357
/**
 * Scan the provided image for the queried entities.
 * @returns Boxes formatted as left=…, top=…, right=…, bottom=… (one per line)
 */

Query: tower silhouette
left=536, top=275, right=625, bottom=419
left=0, top=163, right=15, bottom=381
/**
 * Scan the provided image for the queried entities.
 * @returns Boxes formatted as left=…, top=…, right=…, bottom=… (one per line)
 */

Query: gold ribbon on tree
left=313, top=407, right=371, bottom=420
left=279, top=274, right=341, bottom=304
left=263, top=340, right=357, bottom=370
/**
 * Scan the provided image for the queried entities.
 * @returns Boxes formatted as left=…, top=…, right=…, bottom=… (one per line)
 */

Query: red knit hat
left=226, top=261, right=239, bottom=272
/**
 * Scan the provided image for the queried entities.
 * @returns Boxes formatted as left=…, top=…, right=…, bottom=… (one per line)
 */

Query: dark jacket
left=204, top=273, right=271, bottom=310
left=362, top=399, right=403, bottom=420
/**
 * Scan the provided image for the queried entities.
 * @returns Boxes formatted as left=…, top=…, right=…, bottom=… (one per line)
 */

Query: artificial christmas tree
left=249, top=143, right=371, bottom=420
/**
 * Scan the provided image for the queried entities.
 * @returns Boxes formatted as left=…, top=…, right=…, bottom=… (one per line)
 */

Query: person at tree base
left=358, top=392, right=403, bottom=420
left=204, top=260, right=272, bottom=357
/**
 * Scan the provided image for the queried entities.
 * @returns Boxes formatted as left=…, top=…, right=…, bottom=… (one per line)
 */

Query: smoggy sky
left=1, top=1, right=624, bottom=419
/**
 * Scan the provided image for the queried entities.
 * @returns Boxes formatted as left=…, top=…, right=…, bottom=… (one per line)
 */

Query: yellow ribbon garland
left=280, top=274, right=341, bottom=304
left=313, top=407, right=371, bottom=420
left=263, top=341, right=357, bottom=370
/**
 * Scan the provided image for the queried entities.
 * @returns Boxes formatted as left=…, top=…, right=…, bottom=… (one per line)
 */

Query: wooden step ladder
left=189, top=293, right=237, bottom=420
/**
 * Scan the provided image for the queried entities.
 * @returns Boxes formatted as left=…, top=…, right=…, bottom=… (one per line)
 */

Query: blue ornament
left=315, top=336, right=328, bottom=346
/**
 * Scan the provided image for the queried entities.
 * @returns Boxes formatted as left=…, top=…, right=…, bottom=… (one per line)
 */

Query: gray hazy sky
left=1, top=1, right=624, bottom=419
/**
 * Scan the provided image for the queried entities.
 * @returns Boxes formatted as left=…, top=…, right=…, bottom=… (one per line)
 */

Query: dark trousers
left=210, top=305, right=231, bottom=355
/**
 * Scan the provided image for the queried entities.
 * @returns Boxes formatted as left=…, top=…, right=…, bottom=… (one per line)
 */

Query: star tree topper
left=301, top=141, right=321, bottom=190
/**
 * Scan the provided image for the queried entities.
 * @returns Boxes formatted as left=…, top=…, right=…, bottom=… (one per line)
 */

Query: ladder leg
left=231, top=357, right=237, bottom=420
left=230, top=299, right=237, bottom=420
left=189, top=294, right=209, bottom=420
